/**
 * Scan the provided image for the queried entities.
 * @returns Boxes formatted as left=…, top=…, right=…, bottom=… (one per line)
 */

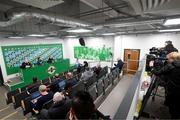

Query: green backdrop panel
left=1, top=44, right=63, bottom=75
left=74, top=46, right=112, bottom=61
left=10, top=59, right=70, bottom=91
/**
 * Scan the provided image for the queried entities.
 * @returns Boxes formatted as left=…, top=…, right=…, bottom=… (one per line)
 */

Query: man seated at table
left=37, top=56, right=43, bottom=65
left=47, top=56, right=54, bottom=64
left=20, top=59, right=32, bottom=69
left=32, top=85, right=54, bottom=113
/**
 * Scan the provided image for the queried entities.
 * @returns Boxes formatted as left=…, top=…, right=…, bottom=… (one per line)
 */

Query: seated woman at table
left=32, top=85, right=54, bottom=113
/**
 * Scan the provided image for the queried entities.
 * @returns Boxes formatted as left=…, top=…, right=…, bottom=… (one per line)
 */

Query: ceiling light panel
left=67, top=29, right=92, bottom=33
left=159, top=29, right=180, bottom=32
left=164, top=18, right=180, bottom=26
left=13, top=0, right=64, bottom=9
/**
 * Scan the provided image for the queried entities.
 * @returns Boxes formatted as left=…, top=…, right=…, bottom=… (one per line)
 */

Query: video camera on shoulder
left=146, top=47, right=168, bottom=72
left=149, top=47, right=167, bottom=58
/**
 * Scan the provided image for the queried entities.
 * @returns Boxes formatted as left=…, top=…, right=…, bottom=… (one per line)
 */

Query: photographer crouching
left=151, top=52, right=180, bottom=119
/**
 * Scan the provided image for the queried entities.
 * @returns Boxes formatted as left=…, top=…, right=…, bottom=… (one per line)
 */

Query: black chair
left=20, top=85, right=29, bottom=92
left=91, top=74, right=97, bottom=83
left=42, top=78, right=50, bottom=84
left=43, top=80, right=50, bottom=86
left=97, top=70, right=104, bottom=79
left=74, top=74, right=80, bottom=81
left=14, top=91, right=30, bottom=109
left=42, top=99, right=53, bottom=109
left=5, top=89, right=20, bottom=104
left=108, top=73, right=113, bottom=85
left=88, top=85, right=97, bottom=101
left=21, top=96, right=32, bottom=115
left=112, top=69, right=117, bottom=78
left=96, top=79, right=104, bottom=96
left=104, top=66, right=108, bottom=74
left=84, top=75, right=96, bottom=89
left=72, top=81, right=85, bottom=96
left=103, top=76, right=109, bottom=91
left=98, top=66, right=108, bottom=79
left=73, top=70, right=78, bottom=76
left=115, top=68, right=120, bottom=78
left=29, top=86, right=39, bottom=94
left=111, top=70, right=117, bottom=83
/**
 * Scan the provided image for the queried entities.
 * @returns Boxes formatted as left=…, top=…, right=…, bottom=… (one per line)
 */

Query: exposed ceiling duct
left=0, top=11, right=92, bottom=28
left=91, top=18, right=164, bottom=30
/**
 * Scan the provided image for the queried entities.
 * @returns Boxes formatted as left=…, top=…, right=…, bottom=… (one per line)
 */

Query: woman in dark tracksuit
left=152, top=52, right=180, bottom=119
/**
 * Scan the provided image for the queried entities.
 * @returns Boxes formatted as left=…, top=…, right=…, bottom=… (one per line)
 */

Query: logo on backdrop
left=47, top=66, right=56, bottom=74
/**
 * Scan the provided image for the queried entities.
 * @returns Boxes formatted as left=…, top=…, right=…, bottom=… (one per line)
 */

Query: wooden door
left=123, top=49, right=140, bottom=74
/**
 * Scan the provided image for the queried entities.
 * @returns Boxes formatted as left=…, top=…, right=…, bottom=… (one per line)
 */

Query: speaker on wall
left=79, top=38, right=85, bottom=46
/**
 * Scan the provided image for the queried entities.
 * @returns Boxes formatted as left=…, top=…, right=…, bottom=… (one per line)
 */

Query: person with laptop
left=33, top=85, right=53, bottom=113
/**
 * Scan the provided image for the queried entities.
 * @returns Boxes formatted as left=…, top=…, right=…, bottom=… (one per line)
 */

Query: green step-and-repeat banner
left=74, top=46, right=112, bottom=61
left=1, top=44, right=63, bottom=75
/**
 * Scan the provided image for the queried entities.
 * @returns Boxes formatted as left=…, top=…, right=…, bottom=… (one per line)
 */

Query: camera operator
left=163, top=41, right=178, bottom=55
left=151, top=52, right=180, bottom=119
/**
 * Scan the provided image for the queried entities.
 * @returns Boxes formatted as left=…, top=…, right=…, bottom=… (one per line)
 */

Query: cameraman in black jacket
left=164, top=41, right=178, bottom=55
left=152, top=52, right=180, bottom=119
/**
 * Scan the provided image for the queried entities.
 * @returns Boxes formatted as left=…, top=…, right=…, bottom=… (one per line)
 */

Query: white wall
left=114, top=33, right=180, bottom=61
left=0, top=36, right=114, bottom=82
left=0, top=38, right=65, bottom=82
left=64, top=36, right=115, bottom=67
left=1, top=33, right=180, bottom=82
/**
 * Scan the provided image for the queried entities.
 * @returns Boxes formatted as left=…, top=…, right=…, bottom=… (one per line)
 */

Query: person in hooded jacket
left=152, top=52, right=180, bottom=119
left=164, top=41, right=178, bottom=55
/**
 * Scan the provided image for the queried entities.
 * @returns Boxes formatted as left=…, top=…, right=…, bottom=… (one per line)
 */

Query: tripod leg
left=152, top=81, right=159, bottom=101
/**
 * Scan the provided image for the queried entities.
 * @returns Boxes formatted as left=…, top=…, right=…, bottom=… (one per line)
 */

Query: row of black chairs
left=71, top=66, right=109, bottom=95
left=21, top=66, right=109, bottom=116
left=88, top=68, right=120, bottom=101
left=5, top=66, right=111, bottom=116
left=11, top=66, right=94, bottom=114
left=4, top=68, right=82, bottom=110
left=70, top=67, right=120, bottom=103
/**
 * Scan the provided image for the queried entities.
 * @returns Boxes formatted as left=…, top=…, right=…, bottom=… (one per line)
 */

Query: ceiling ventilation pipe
left=0, top=12, right=92, bottom=27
